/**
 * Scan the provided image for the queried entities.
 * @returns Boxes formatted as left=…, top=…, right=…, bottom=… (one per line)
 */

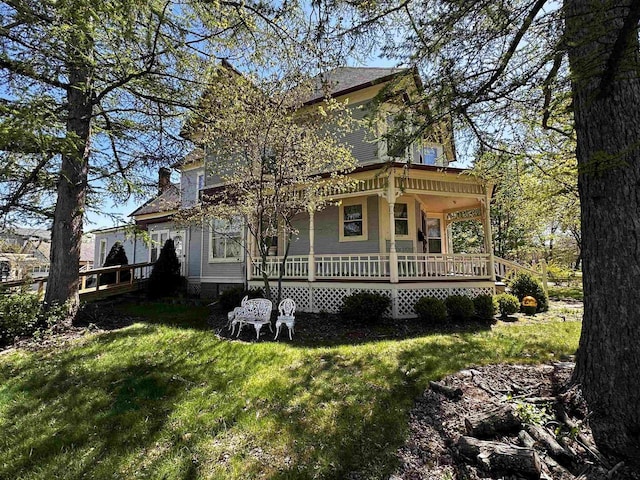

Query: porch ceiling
left=414, top=193, right=480, bottom=213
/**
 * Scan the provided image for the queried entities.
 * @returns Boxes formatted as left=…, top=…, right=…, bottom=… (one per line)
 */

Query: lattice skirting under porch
left=248, top=281, right=495, bottom=319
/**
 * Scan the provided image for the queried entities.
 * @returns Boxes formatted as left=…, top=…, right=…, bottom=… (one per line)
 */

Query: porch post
left=387, top=169, right=400, bottom=283
left=308, top=208, right=315, bottom=282
left=246, top=224, right=253, bottom=281
left=482, top=195, right=496, bottom=281
left=389, top=201, right=399, bottom=283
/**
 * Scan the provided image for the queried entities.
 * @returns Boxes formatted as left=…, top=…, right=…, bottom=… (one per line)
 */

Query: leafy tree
left=0, top=0, right=294, bottom=316
left=99, top=241, right=130, bottom=285
left=326, top=0, right=640, bottom=463
left=178, top=64, right=358, bottom=304
left=147, top=238, right=181, bottom=299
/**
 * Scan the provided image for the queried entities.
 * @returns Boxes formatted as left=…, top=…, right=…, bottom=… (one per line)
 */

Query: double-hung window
left=426, top=218, right=442, bottom=253
left=339, top=198, right=368, bottom=241
left=394, top=203, right=409, bottom=236
left=210, top=218, right=242, bottom=261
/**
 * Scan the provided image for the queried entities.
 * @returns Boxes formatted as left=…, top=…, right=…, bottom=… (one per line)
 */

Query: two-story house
left=95, top=66, right=496, bottom=318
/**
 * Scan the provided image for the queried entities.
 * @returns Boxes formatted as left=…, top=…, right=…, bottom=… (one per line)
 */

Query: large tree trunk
left=45, top=8, right=93, bottom=316
left=566, top=0, right=640, bottom=466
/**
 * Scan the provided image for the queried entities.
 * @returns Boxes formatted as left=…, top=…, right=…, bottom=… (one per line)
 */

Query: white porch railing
left=251, top=255, right=309, bottom=279
left=251, top=253, right=492, bottom=281
left=397, top=253, right=490, bottom=280
left=315, top=254, right=390, bottom=279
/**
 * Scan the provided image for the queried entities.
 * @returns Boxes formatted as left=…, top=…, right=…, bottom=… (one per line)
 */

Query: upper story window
left=339, top=198, right=368, bottom=242
left=414, top=143, right=443, bottom=166
left=196, top=173, right=205, bottom=202
left=209, top=218, right=242, bottom=262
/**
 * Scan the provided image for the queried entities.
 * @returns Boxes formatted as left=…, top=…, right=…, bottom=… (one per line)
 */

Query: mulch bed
left=208, top=309, right=495, bottom=344
left=391, top=362, right=639, bottom=480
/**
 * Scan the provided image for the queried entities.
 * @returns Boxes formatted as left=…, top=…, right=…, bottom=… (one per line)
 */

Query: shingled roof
left=304, top=67, right=408, bottom=104
left=130, top=184, right=180, bottom=217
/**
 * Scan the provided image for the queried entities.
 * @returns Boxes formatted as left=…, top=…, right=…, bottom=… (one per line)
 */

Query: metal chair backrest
left=278, top=298, right=296, bottom=317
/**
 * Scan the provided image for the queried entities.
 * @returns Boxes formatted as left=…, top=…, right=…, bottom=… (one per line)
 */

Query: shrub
left=496, top=293, right=520, bottom=318
left=509, top=272, right=549, bottom=312
left=218, top=286, right=264, bottom=311
left=414, top=297, right=447, bottom=323
left=473, top=294, right=497, bottom=320
left=148, top=239, right=182, bottom=299
left=100, top=242, right=130, bottom=285
left=0, top=294, right=68, bottom=345
left=340, top=292, right=391, bottom=323
left=444, top=295, right=475, bottom=321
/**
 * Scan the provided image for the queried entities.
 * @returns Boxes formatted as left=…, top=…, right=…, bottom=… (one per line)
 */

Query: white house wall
left=93, top=230, right=148, bottom=267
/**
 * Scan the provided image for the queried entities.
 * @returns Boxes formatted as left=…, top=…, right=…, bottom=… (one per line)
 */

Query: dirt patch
left=392, top=362, right=638, bottom=480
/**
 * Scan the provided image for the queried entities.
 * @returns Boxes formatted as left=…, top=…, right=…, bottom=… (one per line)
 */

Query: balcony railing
left=251, top=253, right=491, bottom=281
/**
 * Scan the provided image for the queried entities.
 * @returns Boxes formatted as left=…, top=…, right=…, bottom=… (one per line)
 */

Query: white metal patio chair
left=274, top=298, right=296, bottom=340
left=228, top=295, right=248, bottom=334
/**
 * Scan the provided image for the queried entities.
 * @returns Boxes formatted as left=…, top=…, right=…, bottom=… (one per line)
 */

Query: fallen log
left=429, top=380, right=463, bottom=399
left=541, top=453, right=577, bottom=480
left=464, top=404, right=521, bottom=438
left=518, top=429, right=536, bottom=448
left=457, top=435, right=542, bottom=479
left=526, top=424, right=572, bottom=462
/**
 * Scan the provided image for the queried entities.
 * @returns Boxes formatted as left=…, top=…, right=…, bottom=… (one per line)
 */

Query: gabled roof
left=304, top=67, right=408, bottom=104
left=130, top=184, right=180, bottom=217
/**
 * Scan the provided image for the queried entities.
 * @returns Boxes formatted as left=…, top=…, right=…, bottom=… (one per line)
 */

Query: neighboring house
left=0, top=227, right=51, bottom=280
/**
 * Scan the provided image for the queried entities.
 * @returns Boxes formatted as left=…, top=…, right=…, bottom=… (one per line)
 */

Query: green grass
left=0, top=303, right=581, bottom=479
left=548, top=285, right=584, bottom=301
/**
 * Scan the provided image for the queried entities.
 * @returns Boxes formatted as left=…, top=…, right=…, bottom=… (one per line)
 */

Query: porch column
left=482, top=196, right=496, bottom=281
left=246, top=224, right=253, bottom=281
left=308, top=209, right=315, bottom=282
left=389, top=201, right=399, bottom=283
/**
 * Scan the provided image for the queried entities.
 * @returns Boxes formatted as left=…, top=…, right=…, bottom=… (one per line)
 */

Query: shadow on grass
left=0, top=301, right=580, bottom=479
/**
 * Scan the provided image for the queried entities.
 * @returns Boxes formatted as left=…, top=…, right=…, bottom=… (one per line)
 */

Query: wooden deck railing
left=0, top=262, right=155, bottom=299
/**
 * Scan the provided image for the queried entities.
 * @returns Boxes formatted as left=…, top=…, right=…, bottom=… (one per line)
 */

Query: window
left=99, top=239, right=107, bottom=266
left=394, top=203, right=409, bottom=236
left=210, top=218, right=242, bottom=261
left=196, top=173, right=205, bottom=202
left=150, top=231, right=168, bottom=263
left=339, top=198, right=368, bottom=242
left=418, top=145, right=438, bottom=165
left=426, top=218, right=442, bottom=253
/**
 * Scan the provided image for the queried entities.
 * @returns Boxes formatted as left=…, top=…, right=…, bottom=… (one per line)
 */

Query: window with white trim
left=150, top=231, right=168, bottom=263
left=426, top=217, right=442, bottom=253
left=339, top=198, right=368, bottom=241
left=209, top=218, right=242, bottom=261
left=196, top=173, right=205, bottom=202
left=99, top=239, right=107, bottom=266
left=394, top=203, right=409, bottom=236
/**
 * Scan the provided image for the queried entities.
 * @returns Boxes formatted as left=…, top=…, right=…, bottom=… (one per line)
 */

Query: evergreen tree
left=147, top=239, right=181, bottom=299
left=99, top=242, right=130, bottom=285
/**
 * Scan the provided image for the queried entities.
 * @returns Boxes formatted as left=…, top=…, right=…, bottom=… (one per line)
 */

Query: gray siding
left=346, top=101, right=379, bottom=165
left=181, top=168, right=202, bottom=209
left=187, top=224, right=202, bottom=277
left=288, top=195, right=380, bottom=255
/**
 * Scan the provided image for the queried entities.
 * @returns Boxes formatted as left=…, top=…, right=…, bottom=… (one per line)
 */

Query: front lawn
left=0, top=303, right=581, bottom=479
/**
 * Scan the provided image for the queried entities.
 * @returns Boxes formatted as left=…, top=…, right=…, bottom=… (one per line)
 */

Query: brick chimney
left=158, top=167, right=171, bottom=195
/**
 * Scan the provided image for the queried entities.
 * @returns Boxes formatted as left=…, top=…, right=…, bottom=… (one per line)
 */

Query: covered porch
left=249, top=164, right=495, bottom=284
